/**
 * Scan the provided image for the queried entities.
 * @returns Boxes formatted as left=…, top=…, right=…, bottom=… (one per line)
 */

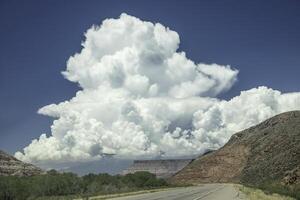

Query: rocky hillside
left=0, top=150, right=43, bottom=176
left=170, top=111, right=300, bottom=187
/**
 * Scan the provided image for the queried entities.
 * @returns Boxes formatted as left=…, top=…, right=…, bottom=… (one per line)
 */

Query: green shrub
left=0, top=171, right=169, bottom=200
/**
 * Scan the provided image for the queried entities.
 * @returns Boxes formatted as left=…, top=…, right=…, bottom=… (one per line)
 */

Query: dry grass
left=238, top=185, right=295, bottom=200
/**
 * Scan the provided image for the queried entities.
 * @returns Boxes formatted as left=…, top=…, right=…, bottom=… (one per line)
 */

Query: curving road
left=109, top=184, right=245, bottom=200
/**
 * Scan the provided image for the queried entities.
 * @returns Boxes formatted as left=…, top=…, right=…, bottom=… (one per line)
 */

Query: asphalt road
left=110, top=184, right=245, bottom=200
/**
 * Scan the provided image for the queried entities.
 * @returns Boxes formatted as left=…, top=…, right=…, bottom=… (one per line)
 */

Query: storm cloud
left=15, top=14, right=300, bottom=166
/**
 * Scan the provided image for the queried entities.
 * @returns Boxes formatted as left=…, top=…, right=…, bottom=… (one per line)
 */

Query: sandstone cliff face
left=122, top=159, right=193, bottom=178
left=0, top=150, right=43, bottom=176
left=170, top=111, right=300, bottom=186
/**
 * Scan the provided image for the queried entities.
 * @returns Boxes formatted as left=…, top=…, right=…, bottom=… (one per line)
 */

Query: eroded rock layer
left=0, top=150, right=43, bottom=176
left=122, top=159, right=193, bottom=178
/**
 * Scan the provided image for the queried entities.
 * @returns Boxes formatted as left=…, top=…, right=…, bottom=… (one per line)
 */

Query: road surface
left=109, top=184, right=245, bottom=200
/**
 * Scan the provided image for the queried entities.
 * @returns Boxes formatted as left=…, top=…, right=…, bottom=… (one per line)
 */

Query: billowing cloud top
left=15, top=14, right=300, bottom=166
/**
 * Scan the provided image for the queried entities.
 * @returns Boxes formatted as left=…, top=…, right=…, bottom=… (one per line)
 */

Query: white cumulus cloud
left=15, top=14, right=300, bottom=167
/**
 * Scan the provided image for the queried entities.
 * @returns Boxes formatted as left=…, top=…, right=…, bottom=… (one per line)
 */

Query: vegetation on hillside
left=0, top=170, right=168, bottom=200
left=238, top=185, right=295, bottom=200
left=250, top=181, right=300, bottom=200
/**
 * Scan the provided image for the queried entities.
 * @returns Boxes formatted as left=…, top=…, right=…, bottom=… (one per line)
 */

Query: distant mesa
left=122, top=159, right=194, bottom=179
left=170, top=111, right=300, bottom=188
left=0, top=150, right=43, bottom=176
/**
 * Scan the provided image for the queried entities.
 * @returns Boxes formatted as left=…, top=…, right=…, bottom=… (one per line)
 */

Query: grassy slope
left=238, top=185, right=295, bottom=200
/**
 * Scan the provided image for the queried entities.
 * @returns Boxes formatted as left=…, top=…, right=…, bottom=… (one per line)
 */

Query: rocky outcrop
left=0, top=150, right=43, bottom=176
left=171, top=143, right=250, bottom=183
left=170, top=111, right=300, bottom=186
left=122, top=159, right=193, bottom=178
left=282, top=167, right=300, bottom=185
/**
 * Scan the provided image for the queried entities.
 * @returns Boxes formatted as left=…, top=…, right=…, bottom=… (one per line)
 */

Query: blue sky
left=1, top=0, right=300, bottom=156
